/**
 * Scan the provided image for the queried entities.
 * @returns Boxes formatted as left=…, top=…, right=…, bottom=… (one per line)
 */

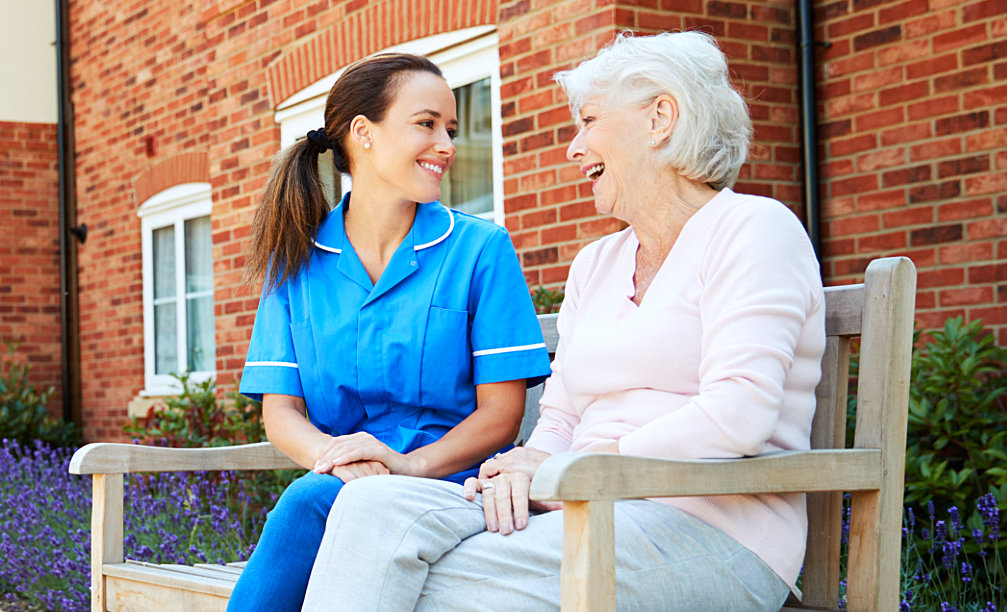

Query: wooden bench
left=70, top=256, right=916, bottom=612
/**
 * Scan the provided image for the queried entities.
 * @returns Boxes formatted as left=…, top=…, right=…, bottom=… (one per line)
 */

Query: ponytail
left=244, top=136, right=332, bottom=290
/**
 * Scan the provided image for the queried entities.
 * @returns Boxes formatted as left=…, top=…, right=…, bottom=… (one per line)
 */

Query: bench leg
left=91, top=474, right=124, bottom=612
left=561, top=500, right=615, bottom=612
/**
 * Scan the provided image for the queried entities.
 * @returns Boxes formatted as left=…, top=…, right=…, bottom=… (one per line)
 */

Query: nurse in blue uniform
left=227, top=53, right=551, bottom=611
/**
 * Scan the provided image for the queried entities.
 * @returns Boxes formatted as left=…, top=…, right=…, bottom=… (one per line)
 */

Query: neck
left=344, top=187, right=417, bottom=273
left=629, top=172, right=719, bottom=259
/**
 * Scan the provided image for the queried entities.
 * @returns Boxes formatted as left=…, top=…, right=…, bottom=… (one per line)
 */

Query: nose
left=566, top=128, right=585, bottom=161
left=436, top=129, right=456, bottom=158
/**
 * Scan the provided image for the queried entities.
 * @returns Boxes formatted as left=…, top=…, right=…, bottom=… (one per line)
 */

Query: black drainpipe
left=56, top=0, right=83, bottom=425
left=797, top=0, right=824, bottom=262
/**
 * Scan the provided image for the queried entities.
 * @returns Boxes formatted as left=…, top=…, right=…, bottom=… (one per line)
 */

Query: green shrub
left=123, top=373, right=302, bottom=513
left=849, top=317, right=1007, bottom=528
left=531, top=286, right=564, bottom=314
left=0, top=341, right=81, bottom=448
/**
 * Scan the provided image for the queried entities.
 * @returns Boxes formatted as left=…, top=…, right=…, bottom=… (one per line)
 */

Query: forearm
left=405, top=380, right=525, bottom=479
left=262, top=394, right=331, bottom=469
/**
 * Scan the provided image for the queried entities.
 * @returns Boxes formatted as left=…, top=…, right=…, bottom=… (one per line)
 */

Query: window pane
left=153, top=226, right=175, bottom=299
left=154, top=303, right=177, bottom=375
left=186, top=296, right=215, bottom=372
left=184, top=216, right=213, bottom=293
left=442, top=77, right=493, bottom=216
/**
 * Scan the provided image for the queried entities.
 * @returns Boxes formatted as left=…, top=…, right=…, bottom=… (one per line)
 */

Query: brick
left=934, top=67, right=988, bottom=93
left=832, top=214, right=880, bottom=236
left=963, top=0, right=1007, bottom=21
left=965, top=127, right=1007, bottom=152
left=830, top=134, right=878, bottom=158
left=906, top=53, right=958, bottom=80
left=917, top=266, right=965, bottom=288
left=858, top=189, right=907, bottom=211
left=879, top=80, right=928, bottom=106
left=933, top=24, right=988, bottom=54
left=937, top=154, right=990, bottom=178
left=908, top=180, right=962, bottom=203
left=853, top=66, right=903, bottom=93
left=909, top=137, right=960, bottom=162
left=907, top=95, right=959, bottom=121
left=963, top=85, right=1007, bottom=110
left=882, top=164, right=931, bottom=187
left=904, top=10, right=957, bottom=39
left=882, top=205, right=933, bottom=228
left=832, top=174, right=878, bottom=197
left=937, top=198, right=993, bottom=222
left=935, top=111, right=990, bottom=136
left=857, top=147, right=905, bottom=172
left=968, top=262, right=1007, bottom=284
left=964, top=41, right=1007, bottom=66
left=967, top=217, right=1007, bottom=239
left=854, top=26, right=902, bottom=52
left=910, top=224, right=963, bottom=246
left=965, top=173, right=1007, bottom=195
left=881, top=122, right=932, bottom=146
left=940, top=286, right=994, bottom=307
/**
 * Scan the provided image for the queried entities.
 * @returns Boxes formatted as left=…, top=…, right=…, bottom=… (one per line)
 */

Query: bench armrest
left=69, top=441, right=301, bottom=475
left=529, top=449, right=882, bottom=502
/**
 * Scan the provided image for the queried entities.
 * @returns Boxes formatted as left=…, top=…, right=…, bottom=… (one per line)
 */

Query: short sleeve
left=239, top=279, right=304, bottom=401
left=468, top=227, right=552, bottom=387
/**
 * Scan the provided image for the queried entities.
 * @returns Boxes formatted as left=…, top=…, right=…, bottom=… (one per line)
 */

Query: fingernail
left=487, top=520, right=498, bottom=532
left=516, top=517, right=527, bottom=530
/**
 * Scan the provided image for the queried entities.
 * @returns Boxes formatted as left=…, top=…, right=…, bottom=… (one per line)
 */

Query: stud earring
left=650, top=140, right=656, bottom=146
left=363, top=141, right=371, bottom=149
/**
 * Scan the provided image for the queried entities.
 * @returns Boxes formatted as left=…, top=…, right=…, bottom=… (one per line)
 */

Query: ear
left=648, top=94, right=678, bottom=146
left=349, top=114, right=372, bottom=149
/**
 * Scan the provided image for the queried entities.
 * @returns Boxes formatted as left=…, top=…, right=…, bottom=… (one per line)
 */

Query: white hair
left=554, top=31, right=752, bottom=190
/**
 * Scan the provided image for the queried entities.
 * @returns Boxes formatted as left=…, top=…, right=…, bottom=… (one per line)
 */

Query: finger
left=511, top=475, right=531, bottom=530
left=463, top=477, right=480, bottom=500
left=493, top=478, right=515, bottom=536
left=480, top=480, right=499, bottom=532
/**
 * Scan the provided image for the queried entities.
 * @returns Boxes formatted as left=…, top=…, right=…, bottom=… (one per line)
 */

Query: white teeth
left=585, top=163, right=605, bottom=180
left=419, top=161, right=443, bottom=175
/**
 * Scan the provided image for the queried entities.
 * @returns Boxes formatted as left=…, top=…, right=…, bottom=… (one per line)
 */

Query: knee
left=271, top=472, right=345, bottom=522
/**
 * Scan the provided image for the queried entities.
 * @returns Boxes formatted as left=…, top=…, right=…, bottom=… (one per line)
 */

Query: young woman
left=227, top=53, right=551, bottom=611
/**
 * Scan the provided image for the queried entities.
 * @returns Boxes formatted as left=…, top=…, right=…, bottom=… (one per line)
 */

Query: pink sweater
left=526, top=188, right=826, bottom=589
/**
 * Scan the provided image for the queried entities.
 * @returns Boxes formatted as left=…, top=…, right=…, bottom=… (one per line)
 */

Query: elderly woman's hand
left=463, top=447, right=558, bottom=535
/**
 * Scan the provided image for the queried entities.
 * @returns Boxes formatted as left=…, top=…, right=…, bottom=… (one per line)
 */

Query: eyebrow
left=411, top=109, right=458, bottom=125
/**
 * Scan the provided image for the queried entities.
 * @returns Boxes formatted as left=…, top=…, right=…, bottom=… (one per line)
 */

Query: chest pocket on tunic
left=420, top=306, right=473, bottom=416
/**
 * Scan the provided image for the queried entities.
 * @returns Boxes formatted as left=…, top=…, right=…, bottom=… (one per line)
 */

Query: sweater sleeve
left=524, top=243, right=594, bottom=455
left=618, top=201, right=822, bottom=459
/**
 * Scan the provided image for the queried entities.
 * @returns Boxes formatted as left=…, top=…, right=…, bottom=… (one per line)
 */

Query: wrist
left=402, top=451, right=430, bottom=477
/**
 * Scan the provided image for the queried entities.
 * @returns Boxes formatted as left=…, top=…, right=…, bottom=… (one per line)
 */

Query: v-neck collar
left=312, top=192, right=455, bottom=301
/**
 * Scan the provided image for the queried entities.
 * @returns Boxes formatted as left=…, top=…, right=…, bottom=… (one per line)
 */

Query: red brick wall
left=497, top=0, right=804, bottom=287
left=0, top=121, right=63, bottom=413
left=815, top=0, right=1006, bottom=342
left=59, top=0, right=1006, bottom=439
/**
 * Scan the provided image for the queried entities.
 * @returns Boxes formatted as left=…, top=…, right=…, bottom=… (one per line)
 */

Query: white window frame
left=274, top=26, right=505, bottom=225
left=137, top=182, right=215, bottom=396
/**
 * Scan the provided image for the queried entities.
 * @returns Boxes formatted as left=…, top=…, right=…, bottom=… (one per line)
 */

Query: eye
left=418, top=120, right=434, bottom=129
left=581, top=116, right=596, bottom=125
left=447, top=128, right=458, bottom=140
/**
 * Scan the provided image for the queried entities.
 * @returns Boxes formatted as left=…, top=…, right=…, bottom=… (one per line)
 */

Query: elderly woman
left=300, top=31, right=825, bottom=611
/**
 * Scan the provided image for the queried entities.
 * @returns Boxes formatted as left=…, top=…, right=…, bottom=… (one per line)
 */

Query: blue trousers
left=227, top=472, right=345, bottom=612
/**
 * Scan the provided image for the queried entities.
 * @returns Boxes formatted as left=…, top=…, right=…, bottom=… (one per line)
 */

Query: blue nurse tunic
left=239, top=193, right=552, bottom=477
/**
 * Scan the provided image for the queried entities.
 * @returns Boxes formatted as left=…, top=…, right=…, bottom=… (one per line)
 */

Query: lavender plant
left=899, top=496, right=1004, bottom=611
left=0, top=439, right=272, bottom=610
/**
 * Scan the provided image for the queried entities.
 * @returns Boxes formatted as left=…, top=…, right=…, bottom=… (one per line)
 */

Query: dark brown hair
left=244, top=53, right=443, bottom=290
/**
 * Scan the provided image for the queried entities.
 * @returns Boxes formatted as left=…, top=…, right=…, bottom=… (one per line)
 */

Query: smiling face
left=356, top=71, right=458, bottom=206
left=566, top=95, right=651, bottom=220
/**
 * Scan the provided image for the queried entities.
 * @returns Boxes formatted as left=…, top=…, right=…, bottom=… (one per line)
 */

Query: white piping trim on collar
left=414, top=208, right=454, bottom=251
left=313, top=241, right=341, bottom=253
